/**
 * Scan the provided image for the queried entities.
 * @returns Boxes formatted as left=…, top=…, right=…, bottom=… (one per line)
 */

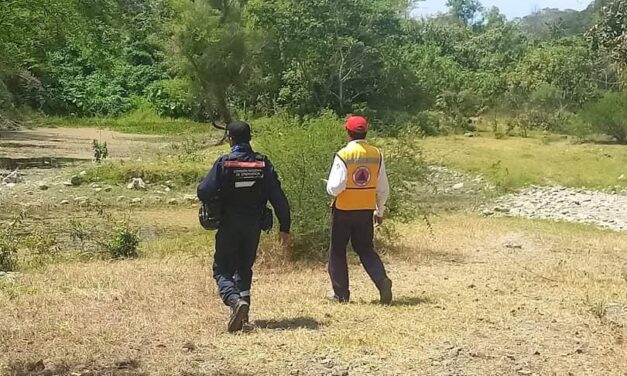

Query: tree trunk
left=213, top=88, right=232, bottom=145
left=216, top=91, right=232, bottom=125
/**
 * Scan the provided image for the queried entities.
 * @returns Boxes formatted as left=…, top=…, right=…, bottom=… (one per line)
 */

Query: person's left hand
left=279, top=232, right=291, bottom=247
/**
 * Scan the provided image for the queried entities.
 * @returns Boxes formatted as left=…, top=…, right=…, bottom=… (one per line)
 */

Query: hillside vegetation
left=1, top=0, right=627, bottom=143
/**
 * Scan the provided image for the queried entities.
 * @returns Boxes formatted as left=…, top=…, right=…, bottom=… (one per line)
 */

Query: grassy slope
left=42, top=112, right=210, bottom=136
left=420, top=134, right=627, bottom=190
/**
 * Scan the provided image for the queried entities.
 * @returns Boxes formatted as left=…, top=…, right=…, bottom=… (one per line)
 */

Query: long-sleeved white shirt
left=326, top=140, right=390, bottom=216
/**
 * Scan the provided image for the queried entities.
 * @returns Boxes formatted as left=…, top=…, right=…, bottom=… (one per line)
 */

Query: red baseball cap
left=345, top=116, right=368, bottom=133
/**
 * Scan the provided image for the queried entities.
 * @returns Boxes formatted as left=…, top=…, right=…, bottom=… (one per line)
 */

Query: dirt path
left=0, top=127, right=166, bottom=161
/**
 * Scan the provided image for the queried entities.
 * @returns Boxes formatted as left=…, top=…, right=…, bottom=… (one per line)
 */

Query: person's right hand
left=374, top=215, right=384, bottom=227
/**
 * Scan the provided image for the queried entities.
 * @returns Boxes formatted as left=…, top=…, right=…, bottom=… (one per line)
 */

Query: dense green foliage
left=1, top=0, right=627, bottom=141
left=581, top=91, right=627, bottom=143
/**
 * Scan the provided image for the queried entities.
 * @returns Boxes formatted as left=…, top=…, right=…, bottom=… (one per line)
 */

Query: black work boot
left=226, top=296, right=249, bottom=333
left=241, top=296, right=251, bottom=323
left=327, top=294, right=349, bottom=304
left=377, top=278, right=393, bottom=305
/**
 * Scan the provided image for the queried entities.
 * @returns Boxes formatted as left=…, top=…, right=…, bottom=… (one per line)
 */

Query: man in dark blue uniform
left=197, top=121, right=291, bottom=333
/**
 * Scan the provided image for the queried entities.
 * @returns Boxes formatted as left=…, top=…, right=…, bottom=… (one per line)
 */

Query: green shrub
left=0, top=236, right=18, bottom=272
left=390, top=111, right=448, bottom=136
left=106, top=223, right=140, bottom=259
left=0, top=214, right=23, bottom=272
left=147, top=79, right=196, bottom=119
left=255, top=113, right=426, bottom=259
left=92, top=139, right=109, bottom=163
left=413, top=111, right=443, bottom=136
left=581, top=91, right=627, bottom=144
left=380, top=133, right=428, bottom=222
left=561, top=113, right=592, bottom=141
left=255, top=113, right=345, bottom=258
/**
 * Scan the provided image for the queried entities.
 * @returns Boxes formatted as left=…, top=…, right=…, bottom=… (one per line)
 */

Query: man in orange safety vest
left=325, top=115, right=392, bottom=304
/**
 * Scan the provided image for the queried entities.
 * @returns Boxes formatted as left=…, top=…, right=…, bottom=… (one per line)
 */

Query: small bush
left=581, top=91, right=627, bottom=144
left=0, top=214, right=23, bottom=272
left=255, top=112, right=345, bottom=258
left=0, top=236, right=18, bottom=272
left=147, top=78, right=196, bottom=119
left=372, top=111, right=448, bottom=137
left=92, top=139, right=109, bottom=163
left=255, top=113, right=427, bottom=259
left=562, top=113, right=592, bottom=141
left=106, top=223, right=140, bottom=259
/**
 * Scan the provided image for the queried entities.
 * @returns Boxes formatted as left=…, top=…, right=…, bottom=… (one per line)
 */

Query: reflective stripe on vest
left=334, top=141, right=381, bottom=211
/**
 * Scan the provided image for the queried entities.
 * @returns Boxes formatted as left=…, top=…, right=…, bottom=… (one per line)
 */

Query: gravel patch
left=485, top=186, right=627, bottom=232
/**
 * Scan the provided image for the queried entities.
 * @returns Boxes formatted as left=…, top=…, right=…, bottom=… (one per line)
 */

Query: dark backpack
left=198, top=196, right=221, bottom=230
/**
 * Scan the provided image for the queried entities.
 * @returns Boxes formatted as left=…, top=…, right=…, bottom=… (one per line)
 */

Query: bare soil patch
left=0, top=128, right=166, bottom=161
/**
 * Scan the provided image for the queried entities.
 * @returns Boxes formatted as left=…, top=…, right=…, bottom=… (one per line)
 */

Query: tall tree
left=508, top=38, right=595, bottom=105
left=446, top=0, right=483, bottom=27
left=589, top=0, right=627, bottom=70
left=246, top=0, right=407, bottom=116
left=171, top=0, right=249, bottom=124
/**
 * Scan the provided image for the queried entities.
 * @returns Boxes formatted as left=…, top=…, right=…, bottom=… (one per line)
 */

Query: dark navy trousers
left=213, top=212, right=261, bottom=305
left=328, top=209, right=389, bottom=301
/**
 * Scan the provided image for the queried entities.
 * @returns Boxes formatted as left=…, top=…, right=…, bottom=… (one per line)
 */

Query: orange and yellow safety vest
left=334, top=141, right=382, bottom=211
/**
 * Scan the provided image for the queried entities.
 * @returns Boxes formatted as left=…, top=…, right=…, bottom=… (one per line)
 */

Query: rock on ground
left=2, top=170, right=22, bottom=184
left=70, top=175, right=82, bottom=186
left=127, top=178, right=146, bottom=190
left=488, top=186, right=627, bottom=232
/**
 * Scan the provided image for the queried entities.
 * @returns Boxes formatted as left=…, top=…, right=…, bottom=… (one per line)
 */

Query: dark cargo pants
left=213, top=212, right=261, bottom=305
left=328, top=208, right=389, bottom=301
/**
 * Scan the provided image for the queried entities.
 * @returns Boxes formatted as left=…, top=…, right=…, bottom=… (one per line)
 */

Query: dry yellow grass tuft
left=1, top=214, right=626, bottom=375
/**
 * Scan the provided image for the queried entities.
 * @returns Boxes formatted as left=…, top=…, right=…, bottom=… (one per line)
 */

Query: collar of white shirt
left=348, top=139, right=367, bottom=145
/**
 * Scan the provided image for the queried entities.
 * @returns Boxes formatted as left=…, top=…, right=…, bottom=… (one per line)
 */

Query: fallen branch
left=0, top=113, right=20, bottom=130
left=212, top=120, right=228, bottom=145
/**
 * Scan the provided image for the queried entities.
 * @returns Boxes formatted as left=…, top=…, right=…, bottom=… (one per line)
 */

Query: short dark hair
left=348, top=130, right=367, bottom=140
left=227, top=121, right=252, bottom=143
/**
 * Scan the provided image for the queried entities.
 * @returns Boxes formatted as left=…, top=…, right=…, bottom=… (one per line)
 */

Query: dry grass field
left=1, top=212, right=626, bottom=376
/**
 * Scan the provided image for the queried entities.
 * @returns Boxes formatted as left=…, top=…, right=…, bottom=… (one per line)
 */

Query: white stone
left=184, top=194, right=199, bottom=202
left=127, top=178, right=146, bottom=190
left=2, top=170, right=21, bottom=184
